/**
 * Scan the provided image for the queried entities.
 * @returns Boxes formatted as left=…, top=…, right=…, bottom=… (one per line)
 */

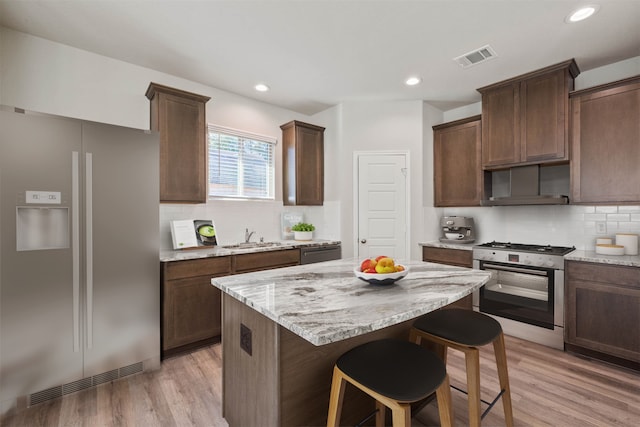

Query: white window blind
left=207, top=124, right=276, bottom=199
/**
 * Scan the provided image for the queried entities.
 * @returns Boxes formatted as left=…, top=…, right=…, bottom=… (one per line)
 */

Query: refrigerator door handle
left=72, top=152, right=80, bottom=353
left=85, top=152, right=94, bottom=349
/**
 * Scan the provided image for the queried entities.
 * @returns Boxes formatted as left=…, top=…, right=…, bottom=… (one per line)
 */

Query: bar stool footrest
left=355, top=408, right=379, bottom=427
left=450, top=384, right=506, bottom=420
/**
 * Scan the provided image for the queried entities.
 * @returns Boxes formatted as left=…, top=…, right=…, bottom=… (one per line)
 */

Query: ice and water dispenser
left=16, top=190, right=70, bottom=251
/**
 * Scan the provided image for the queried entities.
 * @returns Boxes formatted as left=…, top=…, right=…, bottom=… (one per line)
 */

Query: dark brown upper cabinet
left=146, top=82, right=211, bottom=203
left=433, top=115, right=482, bottom=207
left=569, top=76, right=640, bottom=204
left=281, top=120, right=325, bottom=205
left=478, top=59, right=580, bottom=170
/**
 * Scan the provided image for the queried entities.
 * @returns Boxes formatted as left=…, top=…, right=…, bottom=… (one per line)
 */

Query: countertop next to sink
left=160, top=239, right=341, bottom=262
left=420, top=240, right=639, bottom=268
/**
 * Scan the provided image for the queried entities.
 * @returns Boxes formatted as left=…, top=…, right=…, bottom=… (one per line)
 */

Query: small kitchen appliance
left=439, top=216, right=475, bottom=243
left=472, top=241, right=575, bottom=350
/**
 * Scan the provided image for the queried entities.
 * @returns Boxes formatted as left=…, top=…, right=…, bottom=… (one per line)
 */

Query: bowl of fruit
left=354, top=256, right=409, bottom=286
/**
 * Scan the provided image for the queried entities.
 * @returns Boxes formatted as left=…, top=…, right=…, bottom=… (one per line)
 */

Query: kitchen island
left=211, top=258, right=491, bottom=427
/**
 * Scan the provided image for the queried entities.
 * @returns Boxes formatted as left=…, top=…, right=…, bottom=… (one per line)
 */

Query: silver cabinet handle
left=360, top=239, right=367, bottom=244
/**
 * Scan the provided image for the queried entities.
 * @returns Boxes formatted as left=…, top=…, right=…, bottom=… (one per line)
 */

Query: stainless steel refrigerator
left=0, top=109, right=160, bottom=414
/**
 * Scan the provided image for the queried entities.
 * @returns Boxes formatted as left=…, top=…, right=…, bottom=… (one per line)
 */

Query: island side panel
left=279, top=320, right=415, bottom=426
left=222, top=294, right=279, bottom=427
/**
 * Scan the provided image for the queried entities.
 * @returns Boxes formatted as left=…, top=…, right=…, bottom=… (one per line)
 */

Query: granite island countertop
left=211, top=258, right=491, bottom=346
left=160, top=239, right=341, bottom=262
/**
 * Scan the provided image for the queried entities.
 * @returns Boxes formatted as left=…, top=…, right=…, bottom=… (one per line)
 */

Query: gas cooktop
left=475, top=241, right=576, bottom=256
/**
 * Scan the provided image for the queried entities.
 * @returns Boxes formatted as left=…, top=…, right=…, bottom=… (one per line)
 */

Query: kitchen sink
left=221, top=241, right=283, bottom=249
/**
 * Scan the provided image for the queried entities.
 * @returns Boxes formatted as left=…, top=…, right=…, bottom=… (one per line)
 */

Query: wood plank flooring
left=2, top=335, right=638, bottom=426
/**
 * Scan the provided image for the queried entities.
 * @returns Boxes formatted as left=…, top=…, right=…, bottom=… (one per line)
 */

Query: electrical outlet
left=596, top=222, right=607, bottom=234
left=240, top=323, right=252, bottom=356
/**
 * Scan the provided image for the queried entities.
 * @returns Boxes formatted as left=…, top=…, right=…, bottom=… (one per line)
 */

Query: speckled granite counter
left=565, top=250, right=640, bottom=268
left=212, top=257, right=490, bottom=346
left=160, top=239, right=341, bottom=262
left=420, top=241, right=640, bottom=268
left=419, top=240, right=474, bottom=250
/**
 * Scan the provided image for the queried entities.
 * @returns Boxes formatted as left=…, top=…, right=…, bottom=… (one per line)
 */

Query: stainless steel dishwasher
left=300, top=245, right=342, bottom=264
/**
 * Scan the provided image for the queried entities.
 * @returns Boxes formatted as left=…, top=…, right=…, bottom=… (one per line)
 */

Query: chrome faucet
left=245, top=228, right=255, bottom=243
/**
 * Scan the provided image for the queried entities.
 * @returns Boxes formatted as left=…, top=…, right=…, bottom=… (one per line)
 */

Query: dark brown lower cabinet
left=565, top=260, right=640, bottom=370
left=422, top=246, right=473, bottom=309
left=161, top=249, right=302, bottom=359
left=161, top=256, right=232, bottom=359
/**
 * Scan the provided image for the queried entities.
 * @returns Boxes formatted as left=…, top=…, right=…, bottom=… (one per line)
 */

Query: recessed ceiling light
left=254, top=83, right=270, bottom=92
left=566, top=5, right=600, bottom=23
left=405, top=76, right=422, bottom=86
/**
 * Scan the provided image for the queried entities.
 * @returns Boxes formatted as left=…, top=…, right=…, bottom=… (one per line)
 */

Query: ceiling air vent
left=453, top=45, right=498, bottom=68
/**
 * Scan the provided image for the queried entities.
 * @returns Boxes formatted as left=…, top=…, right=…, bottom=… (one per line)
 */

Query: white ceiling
left=1, top=0, right=639, bottom=115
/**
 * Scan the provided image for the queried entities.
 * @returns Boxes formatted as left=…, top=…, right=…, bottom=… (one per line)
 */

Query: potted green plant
left=291, top=222, right=315, bottom=241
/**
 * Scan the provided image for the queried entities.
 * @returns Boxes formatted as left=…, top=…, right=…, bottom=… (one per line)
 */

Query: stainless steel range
left=472, top=241, right=575, bottom=350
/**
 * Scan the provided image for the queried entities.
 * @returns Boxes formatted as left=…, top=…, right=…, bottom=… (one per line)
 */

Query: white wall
left=337, top=100, right=425, bottom=260
left=3, top=26, right=638, bottom=254
left=0, top=27, right=342, bottom=249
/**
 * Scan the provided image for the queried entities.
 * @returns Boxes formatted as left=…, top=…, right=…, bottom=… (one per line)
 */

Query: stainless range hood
left=481, top=164, right=569, bottom=206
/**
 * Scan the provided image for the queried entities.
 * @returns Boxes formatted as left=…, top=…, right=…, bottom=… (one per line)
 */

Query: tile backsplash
left=159, top=200, right=341, bottom=251
left=441, top=205, right=640, bottom=251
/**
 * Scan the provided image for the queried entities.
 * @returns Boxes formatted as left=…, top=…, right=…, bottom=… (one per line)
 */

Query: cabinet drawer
left=566, top=261, right=640, bottom=288
left=234, top=249, right=300, bottom=273
left=422, top=247, right=472, bottom=268
left=163, top=256, right=232, bottom=280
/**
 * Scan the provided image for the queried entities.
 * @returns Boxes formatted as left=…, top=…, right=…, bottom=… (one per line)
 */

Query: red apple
left=360, top=258, right=377, bottom=272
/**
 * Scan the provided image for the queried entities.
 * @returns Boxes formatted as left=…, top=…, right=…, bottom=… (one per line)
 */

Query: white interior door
left=356, top=153, right=408, bottom=260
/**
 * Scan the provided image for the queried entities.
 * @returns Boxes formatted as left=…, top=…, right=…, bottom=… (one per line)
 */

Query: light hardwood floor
left=2, top=335, right=638, bottom=426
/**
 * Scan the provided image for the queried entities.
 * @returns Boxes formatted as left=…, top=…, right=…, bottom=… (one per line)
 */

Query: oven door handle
left=482, top=263, right=548, bottom=276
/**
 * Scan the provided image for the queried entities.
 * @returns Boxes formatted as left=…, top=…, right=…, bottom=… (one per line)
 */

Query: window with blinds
left=207, top=125, right=276, bottom=199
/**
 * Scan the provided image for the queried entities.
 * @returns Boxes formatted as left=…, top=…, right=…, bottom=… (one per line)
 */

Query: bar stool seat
left=326, top=338, right=453, bottom=427
left=410, top=308, right=514, bottom=427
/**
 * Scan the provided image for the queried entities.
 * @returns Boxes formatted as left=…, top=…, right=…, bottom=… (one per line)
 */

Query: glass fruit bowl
left=353, top=266, right=409, bottom=286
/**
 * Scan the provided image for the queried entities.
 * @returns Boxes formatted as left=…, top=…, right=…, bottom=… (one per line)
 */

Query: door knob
left=360, top=239, right=367, bottom=244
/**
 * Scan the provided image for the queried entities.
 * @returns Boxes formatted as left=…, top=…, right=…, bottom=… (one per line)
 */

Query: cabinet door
left=146, top=83, right=210, bottom=204
left=158, top=92, right=207, bottom=202
left=481, top=83, right=520, bottom=168
left=565, top=261, right=640, bottom=363
left=161, top=257, right=231, bottom=356
left=433, top=116, right=482, bottom=206
left=282, top=121, right=325, bottom=206
left=570, top=78, right=640, bottom=204
left=521, top=69, right=569, bottom=163
left=479, top=60, right=578, bottom=169
left=163, top=276, right=222, bottom=351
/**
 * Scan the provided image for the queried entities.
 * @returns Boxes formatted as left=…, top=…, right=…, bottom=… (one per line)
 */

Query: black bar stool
left=326, top=338, right=453, bottom=427
left=410, top=308, right=514, bottom=427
